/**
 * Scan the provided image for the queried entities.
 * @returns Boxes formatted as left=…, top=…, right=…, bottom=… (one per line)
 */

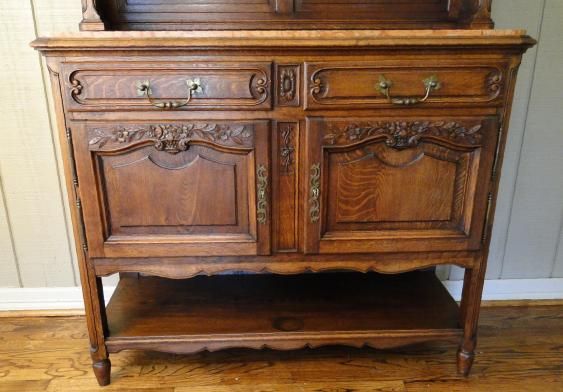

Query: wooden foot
left=93, top=359, right=111, bottom=386
left=457, top=347, right=474, bottom=377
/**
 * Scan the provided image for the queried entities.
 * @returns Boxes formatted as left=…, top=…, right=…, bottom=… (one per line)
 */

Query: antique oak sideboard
left=32, top=0, right=535, bottom=386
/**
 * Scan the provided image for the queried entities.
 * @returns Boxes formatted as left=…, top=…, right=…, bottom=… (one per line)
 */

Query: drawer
left=62, top=62, right=272, bottom=111
left=306, top=61, right=506, bottom=109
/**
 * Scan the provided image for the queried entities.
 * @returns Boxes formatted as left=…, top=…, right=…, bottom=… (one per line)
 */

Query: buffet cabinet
left=33, top=2, right=534, bottom=386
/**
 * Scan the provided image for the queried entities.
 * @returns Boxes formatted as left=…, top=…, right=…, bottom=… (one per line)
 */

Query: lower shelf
left=105, top=271, right=462, bottom=354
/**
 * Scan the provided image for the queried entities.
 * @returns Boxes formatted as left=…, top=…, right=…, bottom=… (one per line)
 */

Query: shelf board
left=106, top=271, right=462, bottom=354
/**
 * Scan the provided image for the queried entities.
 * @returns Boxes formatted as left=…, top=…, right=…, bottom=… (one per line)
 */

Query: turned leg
left=457, top=258, right=487, bottom=377
left=93, top=358, right=111, bottom=386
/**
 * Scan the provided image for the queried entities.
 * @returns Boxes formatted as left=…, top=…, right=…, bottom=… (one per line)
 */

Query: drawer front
left=304, top=116, right=498, bottom=254
left=306, top=61, right=506, bottom=109
left=72, top=120, right=271, bottom=258
left=63, top=62, right=272, bottom=111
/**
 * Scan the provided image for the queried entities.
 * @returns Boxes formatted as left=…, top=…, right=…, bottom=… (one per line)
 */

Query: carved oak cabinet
left=33, top=0, right=535, bottom=386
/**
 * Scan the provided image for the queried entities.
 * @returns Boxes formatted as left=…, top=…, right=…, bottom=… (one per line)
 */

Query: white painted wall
left=0, top=1, right=561, bottom=305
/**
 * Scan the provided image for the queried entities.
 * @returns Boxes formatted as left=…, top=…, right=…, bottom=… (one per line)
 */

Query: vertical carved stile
left=279, top=124, right=295, bottom=175
left=309, top=164, right=321, bottom=223
left=257, top=165, right=268, bottom=225
left=66, top=128, right=88, bottom=253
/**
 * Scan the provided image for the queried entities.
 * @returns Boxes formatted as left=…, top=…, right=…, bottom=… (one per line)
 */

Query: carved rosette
left=324, top=121, right=484, bottom=149
left=277, top=65, right=299, bottom=106
left=89, top=123, right=254, bottom=153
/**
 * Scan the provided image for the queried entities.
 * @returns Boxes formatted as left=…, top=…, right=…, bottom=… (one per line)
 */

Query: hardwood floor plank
left=0, top=306, right=561, bottom=391
left=174, top=380, right=407, bottom=392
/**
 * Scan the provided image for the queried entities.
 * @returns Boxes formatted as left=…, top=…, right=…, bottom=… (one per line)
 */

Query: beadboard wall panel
left=0, top=177, right=20, bottom=287
left=0, top=0, right=76, bottom=287
left=554, top=226, right=563, bottom=278
left=0, top=0, right=561, bottom=289
left=448, top=0, right=547, bottom=282
left=501, top=0, right=563, bottom=279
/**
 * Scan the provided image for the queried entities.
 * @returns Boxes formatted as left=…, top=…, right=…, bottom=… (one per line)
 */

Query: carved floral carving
left=324, top=121, right=484, bottom=149
left=279, top=123, right=295, bottom=175
left=89, top=123, right=253, bottom=153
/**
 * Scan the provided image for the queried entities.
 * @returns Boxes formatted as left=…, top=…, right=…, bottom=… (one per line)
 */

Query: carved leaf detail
left=89, top=123, right=253, bottom=153
left=324, top=121, right=484, bottom=148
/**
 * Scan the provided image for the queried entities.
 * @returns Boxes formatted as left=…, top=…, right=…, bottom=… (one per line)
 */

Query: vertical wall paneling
left=0, top=1, right=76, bottom=286
left=501, top=0, right=563, bottom=278
left=31, top=0, right=119, bottom=287
left=0, top=173, right=21, bottom=287
left=448, top=0, right=546, bottom=281
left=32, top=0, right=84, bottom=286
left=553, top=223, right=563, bottom=277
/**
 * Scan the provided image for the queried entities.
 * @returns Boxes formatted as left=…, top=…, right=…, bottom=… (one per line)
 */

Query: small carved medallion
left=89, top=123, right=254, bottom=153
left=279, top=123, right=296, bottom=175
left=277, top=65, right=299, bottom=106
left=324, top=121, right=484, bottom=149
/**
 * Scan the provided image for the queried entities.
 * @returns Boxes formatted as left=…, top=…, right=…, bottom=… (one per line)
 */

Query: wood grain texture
left=0, top=305, right=561, bottom=391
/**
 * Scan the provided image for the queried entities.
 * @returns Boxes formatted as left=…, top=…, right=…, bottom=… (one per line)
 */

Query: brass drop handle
left=377, top=75, right=441, bottom=106
left=136, top=79, right=202, bottom=110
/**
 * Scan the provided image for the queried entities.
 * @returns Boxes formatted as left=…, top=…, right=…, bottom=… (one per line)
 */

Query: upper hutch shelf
left=81, top=0, right=494, bottom=31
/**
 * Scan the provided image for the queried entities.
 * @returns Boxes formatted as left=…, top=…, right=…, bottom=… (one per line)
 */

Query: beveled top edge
left=31, top=29, right=535, bottom=50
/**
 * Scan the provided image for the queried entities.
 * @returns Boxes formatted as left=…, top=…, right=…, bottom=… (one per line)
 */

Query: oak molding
left=106, top=329, right=462, bottom=354
left=31, top=30, right=536, bottom=53
left=93, top=254, right=477, bottom=279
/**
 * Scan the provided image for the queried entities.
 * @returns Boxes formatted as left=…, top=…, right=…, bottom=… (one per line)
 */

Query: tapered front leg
left=93, top=358, right=111, bottom=386
left=457, top=258, right=487, bottom=376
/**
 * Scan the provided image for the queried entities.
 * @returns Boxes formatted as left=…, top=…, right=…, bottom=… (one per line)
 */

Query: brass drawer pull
left=136, top=79, right=202, bottom=110
left=257, top=165, right=268, bottom=225
left=377, top=75, right=441, bottom=106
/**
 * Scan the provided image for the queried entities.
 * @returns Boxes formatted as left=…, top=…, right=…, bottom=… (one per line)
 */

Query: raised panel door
left=304, top=116, right=498, bottom=254
left=73, top=120, right=271, bottom=258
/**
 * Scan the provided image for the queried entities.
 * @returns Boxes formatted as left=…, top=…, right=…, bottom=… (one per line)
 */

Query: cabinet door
left=304, top=117, right=497, bottom=254
left=74, top=120, right=271, bottom=258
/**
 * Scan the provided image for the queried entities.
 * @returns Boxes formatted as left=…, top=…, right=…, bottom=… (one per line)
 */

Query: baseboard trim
left=443, top=278, right=563, bottom=301
left=0, top=278, right=562, bottom=312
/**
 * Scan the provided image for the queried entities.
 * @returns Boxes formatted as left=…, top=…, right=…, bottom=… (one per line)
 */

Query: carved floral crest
left=89, top=123, right=253, bottom=153
left=324, top=121, right=483, bottom=149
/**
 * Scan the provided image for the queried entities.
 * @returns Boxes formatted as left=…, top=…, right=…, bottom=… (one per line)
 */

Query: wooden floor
left=0, top=305, right=561, bottom=392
